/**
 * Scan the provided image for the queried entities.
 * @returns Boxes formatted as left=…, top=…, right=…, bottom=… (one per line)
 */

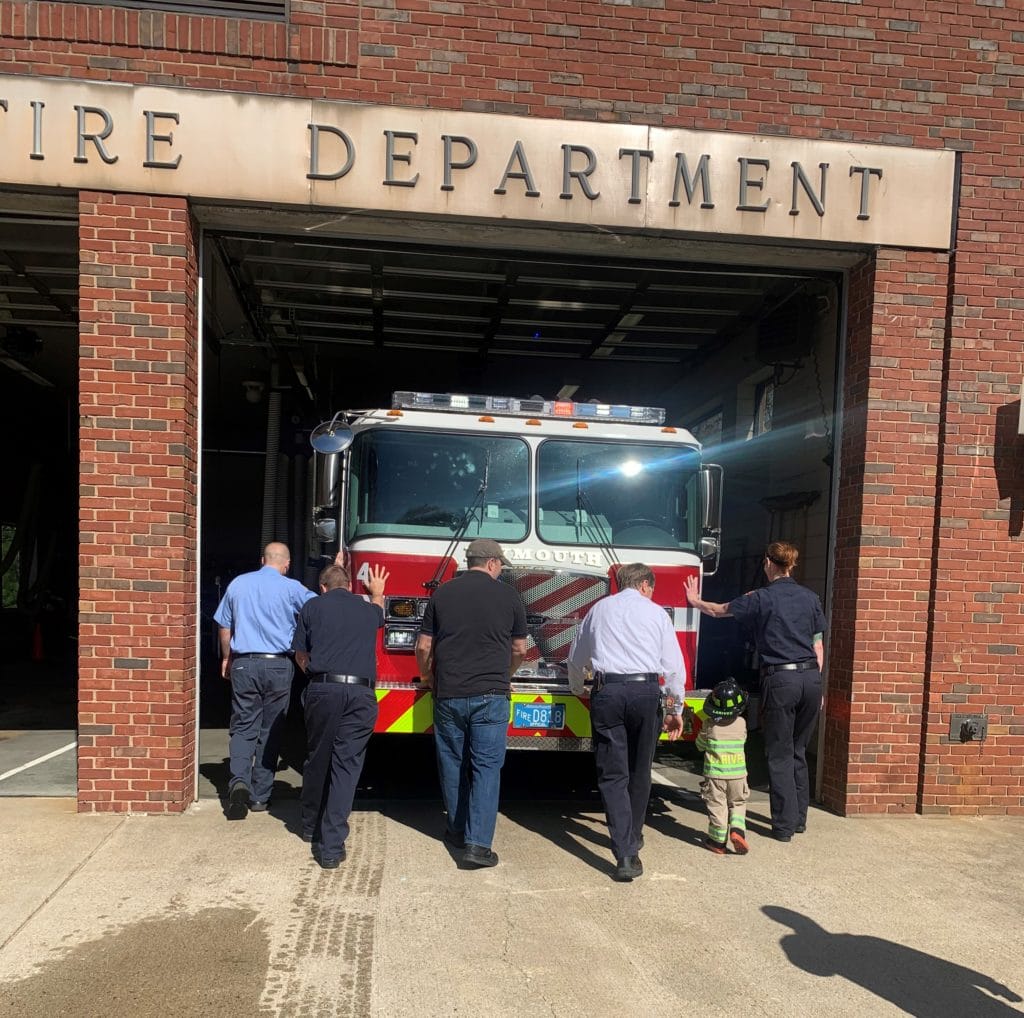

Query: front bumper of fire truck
left=372, top=681, right=709, bottom=751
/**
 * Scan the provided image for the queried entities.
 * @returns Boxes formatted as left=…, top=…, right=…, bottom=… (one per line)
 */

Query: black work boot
left=613, top=856, right=643, bottom=882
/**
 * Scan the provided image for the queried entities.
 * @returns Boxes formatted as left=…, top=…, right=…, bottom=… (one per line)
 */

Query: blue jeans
left=433, top=694, right=509, bottom=850
left=228, top=656, right=294, bottom=804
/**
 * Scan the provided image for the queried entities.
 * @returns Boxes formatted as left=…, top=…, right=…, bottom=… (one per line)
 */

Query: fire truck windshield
left=347, top=429, right=529, bottom=541
left=537, top=439, right=701, bottom=551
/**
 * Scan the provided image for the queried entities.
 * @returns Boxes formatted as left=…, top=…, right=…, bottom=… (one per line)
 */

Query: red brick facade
left=826, top=251, right=953, bottom=815
left=78, top=192, right=199, bottom=812
left=3, top=1, right=1020, bottom=813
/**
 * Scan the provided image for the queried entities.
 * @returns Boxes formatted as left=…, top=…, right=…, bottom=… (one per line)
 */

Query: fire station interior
left=0, top=194, right=852, bottom=797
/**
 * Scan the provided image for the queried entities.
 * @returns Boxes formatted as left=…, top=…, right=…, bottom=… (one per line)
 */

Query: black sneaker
left=462, top=844, right=499, bottom=868
left=443, top=828, right=466, bottom=850
left=249, top=801, right=269, bottom=813
left=301, top=831, right=315, bottom=843
left=613, top=856, right=643, bottom=882
left=227, top=782, right=250, bottom=821
left=795, top=823, right=807, bottom=834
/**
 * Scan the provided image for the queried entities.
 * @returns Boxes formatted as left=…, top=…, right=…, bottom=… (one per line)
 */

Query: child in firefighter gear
left=696, top=679, right=750, bottom=856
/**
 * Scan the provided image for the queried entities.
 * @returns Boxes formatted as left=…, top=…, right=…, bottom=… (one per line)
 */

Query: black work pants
left=590, top=681, right=662, bottom=862
left=301, top=682, right=378, bottom=859
left=761, top=668, right=822, bottom=837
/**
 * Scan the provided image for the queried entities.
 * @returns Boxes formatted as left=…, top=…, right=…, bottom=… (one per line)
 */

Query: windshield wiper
left=575, top=459, right=619, bottom=569
left=424, top=453, right=490, bottom=591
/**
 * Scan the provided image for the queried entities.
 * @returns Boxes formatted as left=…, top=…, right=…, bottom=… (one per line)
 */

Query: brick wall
left=2, top=1, right=1020, bottom=813
left=922, top=248, right=1024, bottom=816
left=824, top=251, right=953, bottom=816
left=821, top=255, right=873, bottom=812
left=78, top=192, right=199, bottom=813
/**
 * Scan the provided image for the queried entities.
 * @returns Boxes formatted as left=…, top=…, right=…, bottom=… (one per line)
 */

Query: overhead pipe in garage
left=276, top=450, right=290, bottom=548
left=291, top=451, right=307, bottom=580
left=259, top=365, right=282, bottom=549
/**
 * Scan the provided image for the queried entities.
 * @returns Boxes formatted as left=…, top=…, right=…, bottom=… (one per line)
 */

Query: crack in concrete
left=0, top=816, right=127, bottom=955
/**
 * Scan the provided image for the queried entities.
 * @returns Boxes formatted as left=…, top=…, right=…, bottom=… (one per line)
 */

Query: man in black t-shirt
left=416, top=538, right=528, bottom=869
left=292, top=562, right=388, bottom=869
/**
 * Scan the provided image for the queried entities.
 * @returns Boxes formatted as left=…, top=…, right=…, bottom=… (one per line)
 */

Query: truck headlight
left=384, top=625, right=419, bottom=650
left=385, top=597, right=430, bottom=621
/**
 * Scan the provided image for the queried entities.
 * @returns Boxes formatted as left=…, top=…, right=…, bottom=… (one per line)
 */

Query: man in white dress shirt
left=568, top=563, right=687, bottom=882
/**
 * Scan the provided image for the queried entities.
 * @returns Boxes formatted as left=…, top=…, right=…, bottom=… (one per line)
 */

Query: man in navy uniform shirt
left=214, top=542, right=315, bottom=820
left=292, top=561, right=389, bottom=868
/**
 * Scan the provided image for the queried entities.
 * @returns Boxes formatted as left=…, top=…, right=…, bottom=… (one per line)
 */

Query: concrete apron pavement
left=1, top=794, right=1022, bottom=1018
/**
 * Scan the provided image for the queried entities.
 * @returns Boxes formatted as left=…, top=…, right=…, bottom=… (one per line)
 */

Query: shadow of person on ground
left=645, top=789, right=711, bottom=851
left=197, top=758, right=232, bottom=819
left=763, top=905, right=1023, bottom=1017
left=744, top=808, right=774, bottom=839
left=378, top=796, right=489, bottom=870
left=265, top=795, right=307, bottom=841
left=197, top=757, right=299, bottom=824
left=650, top=781, right=706, bottom=817
left=502, top=802, right=615, bottom=878
left=377, top=796, right=450, bottom=842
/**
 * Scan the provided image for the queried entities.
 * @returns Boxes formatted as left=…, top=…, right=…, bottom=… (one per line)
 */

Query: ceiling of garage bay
left=0, top=210, right=78, bottom=391
left=210, top=231, right=821, bottom=371
left=0, top=208, right=837, bottom=408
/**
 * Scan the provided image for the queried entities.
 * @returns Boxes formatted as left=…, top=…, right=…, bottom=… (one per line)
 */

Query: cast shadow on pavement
left=381, top=798, right=524, bottom=871
left=198, top=757, right=302, bottom=827
left=763, top=906, right=1023, bottom=1017
left=645, top=789, right=713, bottom=851
left=197, top=758, right=234, bottom=821
left=502, top=803, right=618, bottom=878
left=380, top=798, right=455, bottom=851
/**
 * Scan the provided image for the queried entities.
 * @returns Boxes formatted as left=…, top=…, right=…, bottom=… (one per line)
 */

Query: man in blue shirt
left=214, top=542, right=315, bottom=819
left=568, top=563, right=687, bottom=882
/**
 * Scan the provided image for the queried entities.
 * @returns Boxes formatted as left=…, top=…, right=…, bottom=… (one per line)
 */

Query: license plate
left=513, top=702, right=566, bottom=730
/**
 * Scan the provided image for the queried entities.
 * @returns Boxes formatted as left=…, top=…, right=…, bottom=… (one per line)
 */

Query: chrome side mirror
left=310, top=414, right=353, bottom=454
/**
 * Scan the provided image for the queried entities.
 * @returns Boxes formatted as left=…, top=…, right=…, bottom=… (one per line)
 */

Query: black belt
left=310, top=673, right=375, bottom=687
left=762, top=661, right=817, bottom=675
left=595, top=672, right=659, bottom=683
left=235, top=652, right=291, bottom=659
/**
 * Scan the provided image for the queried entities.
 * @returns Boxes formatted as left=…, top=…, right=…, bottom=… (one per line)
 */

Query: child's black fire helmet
left=703, top=678, right=748, bottom=722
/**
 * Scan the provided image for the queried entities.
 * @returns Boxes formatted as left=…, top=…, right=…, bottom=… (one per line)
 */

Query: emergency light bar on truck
left=391, top=390, right=666, bottom=425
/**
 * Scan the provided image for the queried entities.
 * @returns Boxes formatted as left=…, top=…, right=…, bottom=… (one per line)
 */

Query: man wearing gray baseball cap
left=415, top=538, right=528, bottom=868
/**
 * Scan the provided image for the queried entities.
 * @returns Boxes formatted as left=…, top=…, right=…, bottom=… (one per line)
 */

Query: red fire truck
left=309, top=391, right=722, bottom=748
